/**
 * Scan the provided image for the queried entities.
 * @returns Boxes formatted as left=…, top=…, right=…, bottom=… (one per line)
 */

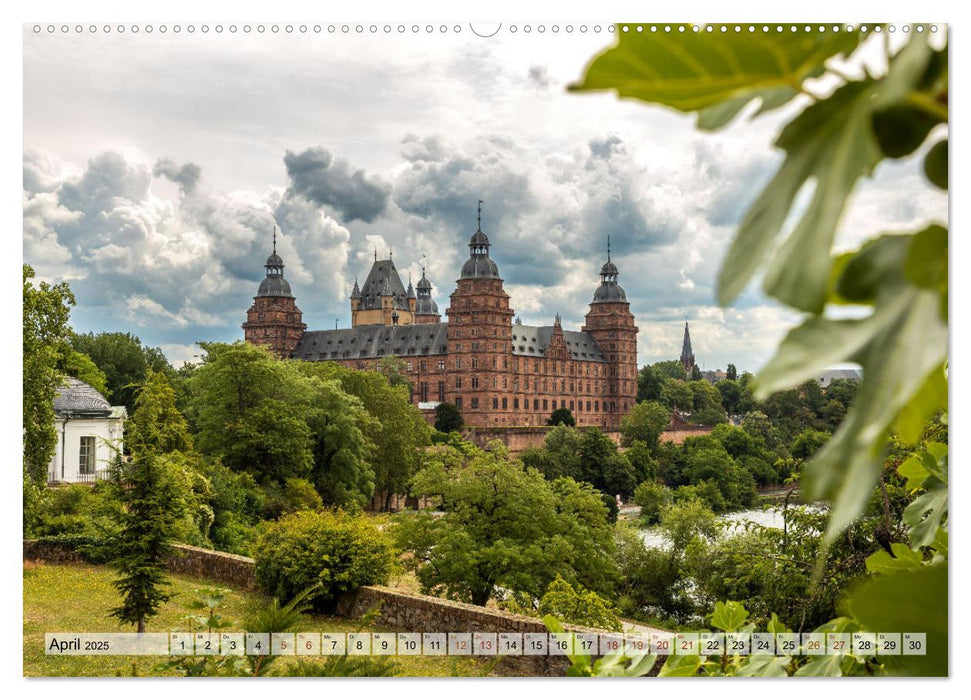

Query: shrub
left=261, top=478, right=324, bottom=520
left=536, top=574, right=622, bottom=631
left=253, top=509, right=396, bottom=611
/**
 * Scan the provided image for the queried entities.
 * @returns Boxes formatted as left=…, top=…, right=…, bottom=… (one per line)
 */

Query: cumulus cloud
left=283, top=147, right=391, bottom=223
left=153, top=158, right=201, bottom=196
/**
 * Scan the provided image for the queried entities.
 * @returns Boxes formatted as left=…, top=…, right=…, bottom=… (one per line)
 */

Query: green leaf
left=721, top=32, right=935, bottom=310
left=658, top=654, right=701, bottom=677
left=570, top=26, right=866, bottom=129
left=924, top=139, right=948, bottom=189
left=835, top=234, right=911, bottom=304
left=904, top=484, right=948, bottom=548
left=904, top=224, right=948, bottom=293
left=872, top=105, right=942, bottom=159
left=795, top=654, right=843, bottom=676
left=897, top=454, right=931, bottom=491
left=735, top=655, right=790, bottom=677
left=710, top=600, right=748, bottom=632
left=766, top=612, right=791, bottom=635
left=893, top=364, right=948, bottom=444
left=865, top=542, right=924, bottom=574
left=846, top=564, right=947, bottom=676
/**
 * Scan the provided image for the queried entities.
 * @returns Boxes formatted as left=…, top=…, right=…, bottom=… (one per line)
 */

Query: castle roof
left=511, top=324, right=607, bottom=363
left=358, top=258, right=410, bottom=310
left=292, top=323, right=449, bottom=361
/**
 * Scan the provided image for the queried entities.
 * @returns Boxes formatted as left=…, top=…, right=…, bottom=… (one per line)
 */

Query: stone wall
left=24, top=540, right=646, bottom=676
left=165, top=544, right=258, bottom=591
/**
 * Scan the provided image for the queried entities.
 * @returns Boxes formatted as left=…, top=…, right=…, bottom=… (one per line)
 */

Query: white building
left=47, top=377, right=126, bottom=484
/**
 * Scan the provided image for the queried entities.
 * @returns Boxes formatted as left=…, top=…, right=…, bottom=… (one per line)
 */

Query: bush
left=433, top=402, right=464, bottom=433
left=673, top=481, right=727, bottom=513
left=536, top=575, right=623, bottom=631
left=548, top=407, right=576, bottom=426
left=262, top=478, right=323, bottom=520
left=253, top=509, right=396, bottom=611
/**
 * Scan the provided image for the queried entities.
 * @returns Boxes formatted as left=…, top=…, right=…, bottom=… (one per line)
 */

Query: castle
left=242, top=214, right=638, bottom=430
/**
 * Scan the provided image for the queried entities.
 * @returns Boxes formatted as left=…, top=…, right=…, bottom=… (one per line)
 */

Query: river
left=637, top=504, right=819, bottom=549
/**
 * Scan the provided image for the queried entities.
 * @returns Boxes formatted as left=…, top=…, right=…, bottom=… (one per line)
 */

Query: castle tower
left=445, top=202, right=514, bottom=422
left=242, top=229, right=307, bottom=358
left=680, top=321, right=696, bottom=374
left=351, top=252, right=415, bottom=327
left=414, top=268, right=441, bottom=324
left=581, top=241, right=638, bottom=429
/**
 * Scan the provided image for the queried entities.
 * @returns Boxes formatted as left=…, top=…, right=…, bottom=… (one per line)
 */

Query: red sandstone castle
left=243, top=218, right=638, bottom=430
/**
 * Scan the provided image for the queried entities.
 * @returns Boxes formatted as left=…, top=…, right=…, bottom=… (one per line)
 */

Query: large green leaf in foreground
left=571, top=25, right=868, bottom=129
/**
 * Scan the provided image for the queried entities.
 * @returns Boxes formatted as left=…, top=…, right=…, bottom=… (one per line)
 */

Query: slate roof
left=358, top=259, right=410, bottom=310
left=292, top=323, right=449, bottom=361
left=257, top=275, right=294, bottom=298
left=511, top=324, right=607, bottom=362
left=53, top=377, right=112, bottom=416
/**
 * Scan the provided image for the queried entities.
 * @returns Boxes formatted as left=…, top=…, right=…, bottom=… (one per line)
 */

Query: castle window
left=551, top=400, right=556, bottom=409
left=456, top=377, right=463, bottom=389
left=533, top=399, right=539, bottom=411
left=514, top=398, right=519, bottom=409
left=492, top=357, right=497, bottom=368
left=471, top=376, right=479, bottom=389
left=492, top=377, right=497, bottom=388
left=456, top=397, right=463, bottom=410
left=587, top=401, right=591, bottom=411
left=420, top=361, right=427, bottom=371
left=259, top=314, right=265, bottom=322
left=456, top=359, right=462, bottom=369
left=595, top=401, right=599, bottom=411
left=438, top=360, right=445, bottom=371
left=493, top=398, right=499, bottom=410
left=570, top=401, right=574, bottom=411
left=406, top=362, right=413, bottom=372
left=543, top=399, right=548, bottom=410
left=471, top=358, right=478, bottom=369
left=438, top=381, right=445, bottom=402
left=471, top=397, right=479, bottom=409
left=502, top=378, right=507, bottom=389
left=420, top=383, right=428, bottom=402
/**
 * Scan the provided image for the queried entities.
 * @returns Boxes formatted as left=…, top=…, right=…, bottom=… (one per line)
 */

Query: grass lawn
left=23, top=561, right=486, bottom=677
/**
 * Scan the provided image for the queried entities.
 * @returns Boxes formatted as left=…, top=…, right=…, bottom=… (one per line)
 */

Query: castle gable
left=510, top=324, right=607, bottom=363
left=359, top=259, right=410, bottom=310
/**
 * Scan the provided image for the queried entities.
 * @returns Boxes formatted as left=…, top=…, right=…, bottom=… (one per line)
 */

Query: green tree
left=23, top=265, right=75, bottom=482
left=58, top=348, right=109, bottom=397
left=619, top=400, right=669, bottom=448
left=715, top=379, right=742, bottom=414
left=433, top=402, right=464, bottom=433
left=70, top=331, right=173, bottom=412
left=128, top=369, right=193, bottom=456
left=548, top=407, right=576, bottom=426
left=632, top=479, right=670, bottom=525
left=791, top=428, right=832, bottom=461
left=109, top=452, right=190, bottom=632
left=690, top=365, right=702, bottom=381
left=726, top=364, right=738, bottom=381
left=395, top=442, right=617, bottom=605
left=660, top=378, right=693, bottom=411
left=636, top=364, right=663, bottom=402
left=652, top=360, right=688, bottom=381
left=300, top=363, right=431, bottom=510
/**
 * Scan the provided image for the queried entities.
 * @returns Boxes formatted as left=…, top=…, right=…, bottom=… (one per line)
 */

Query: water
left=638, top=505, right=817, bottom=549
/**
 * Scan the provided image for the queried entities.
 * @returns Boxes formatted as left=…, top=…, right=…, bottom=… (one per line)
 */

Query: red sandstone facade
left=243, top=225, right=638, bottom=430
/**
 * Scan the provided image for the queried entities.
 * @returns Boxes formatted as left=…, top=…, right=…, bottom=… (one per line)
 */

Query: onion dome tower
left=242, top=228, right=306, bottom=358
left=414, top=268, right=441, bottom=323
left=446, top=200, right=514, bottom=421
left=582, top=237, right=638, bottom=428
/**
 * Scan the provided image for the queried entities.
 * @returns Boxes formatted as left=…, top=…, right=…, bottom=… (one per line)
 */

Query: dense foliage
left=253, top=509, right=396, bottom=611
left=394, top=440, right=618, bottom=606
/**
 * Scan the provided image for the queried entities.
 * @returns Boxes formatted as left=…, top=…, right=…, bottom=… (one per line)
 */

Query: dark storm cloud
left=283, top=147, right=391, bottom=223
left=153, top=158, right=201, bottom=196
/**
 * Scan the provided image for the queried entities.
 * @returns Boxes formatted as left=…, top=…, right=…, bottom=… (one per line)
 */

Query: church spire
left=680, top=320, right=696, bottom=374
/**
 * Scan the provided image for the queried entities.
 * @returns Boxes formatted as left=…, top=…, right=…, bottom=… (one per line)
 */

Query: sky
left=22, top=24, right=948, bottom=373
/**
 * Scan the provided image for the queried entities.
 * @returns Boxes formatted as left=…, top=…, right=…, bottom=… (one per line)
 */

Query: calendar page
left=21, top=4, right=949, bottom=684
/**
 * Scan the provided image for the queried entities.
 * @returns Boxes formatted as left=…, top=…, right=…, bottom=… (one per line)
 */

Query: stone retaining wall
left=23, top=540, right=654, bottom=676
